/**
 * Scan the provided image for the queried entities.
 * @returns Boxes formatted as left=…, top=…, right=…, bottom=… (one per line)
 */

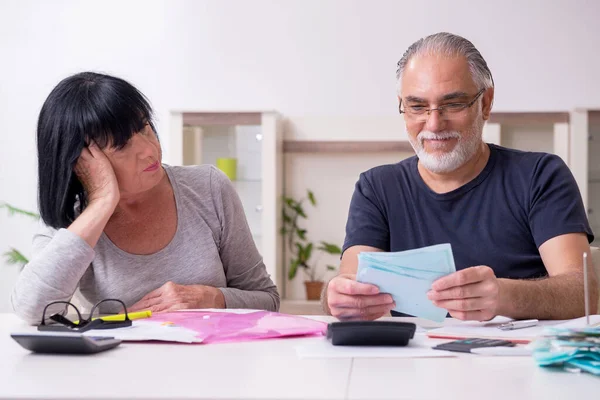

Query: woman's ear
left=482, top=87, right=494, bottom=121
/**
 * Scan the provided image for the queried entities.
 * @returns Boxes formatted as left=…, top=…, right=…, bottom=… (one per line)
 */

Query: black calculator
left=327, top=321, right=416, bottom=346
left=11, top=332, right=122, bottom=354
left=432, top=338, right=515, bottom=353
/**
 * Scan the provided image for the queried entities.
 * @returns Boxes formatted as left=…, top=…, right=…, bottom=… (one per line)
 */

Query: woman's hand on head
left=127, top=282, right=226, bottom=313
left=74, top=142, right=120, bottom=210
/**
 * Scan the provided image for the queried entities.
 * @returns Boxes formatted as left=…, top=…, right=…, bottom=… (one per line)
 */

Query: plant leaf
left=318, top=241, right=342, bottom=255
left=288, top=259, right=299, bottom=280
left=293, top=204, right=307, bottom=218
left=296, top=229, right=307, bottom=240
left=3, top=248, right=29, bottom=266
left=284, top=198, right=296, bottom=208
left=326, top=265, right=337, bottom=271
left=304, top=242, right=313, bottom=260
left=295, top=243, right=305, bottom=262
left=307, top=190, right=316, bottom=206
left=279, top=227, right=287, bottom=235
left=0, top=203, right=39, bottom=220
left=282, top=210, right=292, bottom=223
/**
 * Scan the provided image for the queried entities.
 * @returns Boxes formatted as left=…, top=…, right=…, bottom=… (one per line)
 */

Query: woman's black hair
left=36, top=72, right=155, bottom=229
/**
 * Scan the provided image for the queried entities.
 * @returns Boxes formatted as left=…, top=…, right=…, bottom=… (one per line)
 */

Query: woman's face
left=103, top=124, right=164, bottom=197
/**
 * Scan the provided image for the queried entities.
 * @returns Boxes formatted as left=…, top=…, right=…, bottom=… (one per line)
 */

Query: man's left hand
left=127, top=281, right=226, bottom=313
left=427, top=266, right=501, bottom=321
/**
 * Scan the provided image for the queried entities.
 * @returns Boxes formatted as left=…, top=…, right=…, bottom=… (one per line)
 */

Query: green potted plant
left=281, top=190, right=342, bottom=300
left=1, top=202, right=39, bottom=270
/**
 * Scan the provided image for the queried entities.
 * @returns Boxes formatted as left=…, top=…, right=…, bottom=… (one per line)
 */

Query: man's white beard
left=409, top=117, right=484, bottom=174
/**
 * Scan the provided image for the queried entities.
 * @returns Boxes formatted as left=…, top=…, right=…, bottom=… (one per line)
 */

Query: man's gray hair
left=396, top=32, right=494, bottom=94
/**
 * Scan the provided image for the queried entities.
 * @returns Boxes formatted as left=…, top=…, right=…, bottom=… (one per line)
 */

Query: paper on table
left=83, top=311, right=327, bottom=344
left=175, top=308, right=263, bottom=314
left=295, top=336, right=456, bottom=359
left=82, top=320, right=201, bottom=343
left=150, top=311, right=328, bottom=344
left=357, top=244, right=456, bottom=322
left=427, top=315, right=600, bottom=343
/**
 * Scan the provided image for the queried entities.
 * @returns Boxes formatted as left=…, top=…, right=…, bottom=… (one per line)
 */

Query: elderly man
left=324, top=32, right=598, bottom=321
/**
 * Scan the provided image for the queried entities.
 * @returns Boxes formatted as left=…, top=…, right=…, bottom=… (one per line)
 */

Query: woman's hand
left=74, top=142, right=120, bottom=209
left=127, top=282, right=226, bottom=313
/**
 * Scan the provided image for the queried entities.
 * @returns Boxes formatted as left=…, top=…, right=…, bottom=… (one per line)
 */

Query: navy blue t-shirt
left=343, top=144, right=594, bottom=279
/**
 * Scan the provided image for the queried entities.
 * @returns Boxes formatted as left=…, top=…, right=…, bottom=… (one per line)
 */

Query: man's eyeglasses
left=38, top=299, right=132, bottom=332
left=399, top=88, right=485, bottom=122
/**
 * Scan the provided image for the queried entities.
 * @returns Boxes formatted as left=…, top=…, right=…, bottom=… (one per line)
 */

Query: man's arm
left=497, top=233, right=598, bottom=319
left=429, top=233, right=599, bottom=320
left=321, top=245, right=395, bottom=320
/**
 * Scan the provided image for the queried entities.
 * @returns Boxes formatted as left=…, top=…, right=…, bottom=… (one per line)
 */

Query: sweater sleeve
left=210, top=167, right=280, bottom=311
left=11, top=223, right=95, bottom=324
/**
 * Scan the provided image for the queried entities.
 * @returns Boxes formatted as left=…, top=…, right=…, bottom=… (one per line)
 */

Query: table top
left=1, top=313, right=597, bottom=400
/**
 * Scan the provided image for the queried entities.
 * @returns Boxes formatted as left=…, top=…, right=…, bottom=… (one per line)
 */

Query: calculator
left=11, top=332, right=122, bottom=354
left=327, top=321, right=416, bottom=346
left=432, top=338, right=515, bottom=353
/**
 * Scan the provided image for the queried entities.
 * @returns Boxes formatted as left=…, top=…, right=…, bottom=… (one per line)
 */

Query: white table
left=0, top=314, right=597, bottom=400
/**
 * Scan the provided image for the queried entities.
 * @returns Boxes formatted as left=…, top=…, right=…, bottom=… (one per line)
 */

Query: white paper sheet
left=426, top=315, right=600, bottom=342
left=295, top=335, right=456, bottom=359
left=82, top=320, right=201, bottom=343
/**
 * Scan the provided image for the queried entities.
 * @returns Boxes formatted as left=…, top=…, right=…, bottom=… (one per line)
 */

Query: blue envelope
left=356, top=244, right=456, bottom=322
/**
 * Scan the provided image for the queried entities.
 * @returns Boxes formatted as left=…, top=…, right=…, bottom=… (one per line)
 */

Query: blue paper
left=531, top=325, right=600, bottom=376
left=356, top=244, right=456, bottom=322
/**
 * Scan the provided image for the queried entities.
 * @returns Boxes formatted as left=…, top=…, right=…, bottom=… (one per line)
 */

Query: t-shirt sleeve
left=528, top=154, right=594, bottom=247
left=342, top=171, right=390, bottom=253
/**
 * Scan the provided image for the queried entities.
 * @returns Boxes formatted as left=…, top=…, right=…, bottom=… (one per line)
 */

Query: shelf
left=588, top=171, right=600, bottom=183
left=182, top=112, right=261, bottom=126
left=283, top=140, right=414, bottom=153
left=589, top=110, right=600, bottom=125
left=488, top=112, right=569, bottom=125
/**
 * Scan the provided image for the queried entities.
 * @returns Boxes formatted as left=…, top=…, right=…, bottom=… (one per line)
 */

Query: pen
left=584, top=252, right=590, bottom=326
left=498, top=319, right=538, bottom=331
left=98, top=310, right=152, bottom=322
left=74, top=310, right=152, bottom=324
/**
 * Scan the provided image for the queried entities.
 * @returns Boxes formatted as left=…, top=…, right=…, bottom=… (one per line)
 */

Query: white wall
left=2, top=0, right=600, bottom=309
left=0, top=0, right=171, bottom=312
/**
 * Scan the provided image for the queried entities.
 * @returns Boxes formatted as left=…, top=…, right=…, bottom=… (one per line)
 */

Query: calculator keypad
left=433, top=338, right=515, bottom=353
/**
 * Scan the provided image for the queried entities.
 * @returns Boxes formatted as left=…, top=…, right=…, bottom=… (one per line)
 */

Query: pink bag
left=149, top=311, right=328, bottom=344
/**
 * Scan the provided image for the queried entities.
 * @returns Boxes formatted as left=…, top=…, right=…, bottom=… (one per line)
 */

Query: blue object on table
left=531, top=326, right=600, bottom=376
left=356, top=244, right=456, bottom=322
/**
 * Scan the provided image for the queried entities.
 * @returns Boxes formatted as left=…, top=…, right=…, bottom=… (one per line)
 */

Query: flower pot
left=304, top=281, right=324, bottom=301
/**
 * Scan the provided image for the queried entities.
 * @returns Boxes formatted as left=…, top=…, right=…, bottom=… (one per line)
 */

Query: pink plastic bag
left=149, top=311, right=328, bottom=344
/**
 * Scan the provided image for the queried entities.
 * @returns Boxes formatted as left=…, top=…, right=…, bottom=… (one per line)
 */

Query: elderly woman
left=11, top=72, right=279, bottom=324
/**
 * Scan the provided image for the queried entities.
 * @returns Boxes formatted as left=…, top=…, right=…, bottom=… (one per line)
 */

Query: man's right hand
left=326, top=273, right=396, bottom=320
left=74, top=142, right=120, bottom=209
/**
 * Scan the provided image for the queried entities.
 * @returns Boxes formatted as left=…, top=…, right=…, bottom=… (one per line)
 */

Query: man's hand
left=128, top=281, right=226, bottom=313
left=327, top=273, right=396, bottom=320
left=427, top=266, right=501, bottom=321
